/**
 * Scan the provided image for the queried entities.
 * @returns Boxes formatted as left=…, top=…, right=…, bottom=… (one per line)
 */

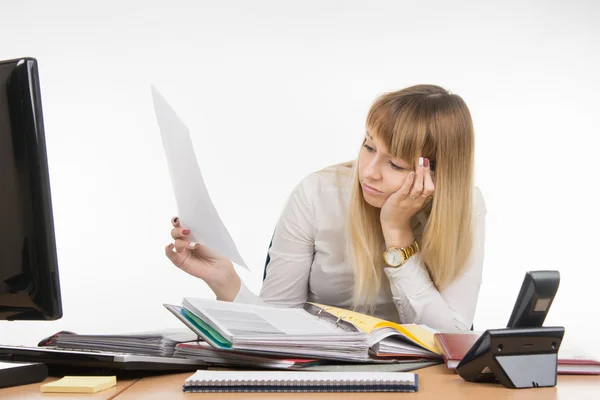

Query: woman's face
left=357, top=133, right=414, bottom=209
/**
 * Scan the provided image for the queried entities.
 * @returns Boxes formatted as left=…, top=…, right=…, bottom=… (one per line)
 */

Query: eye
left=388, top=161, right=404, bottom=171
left=363, top=144, right=375, bottom=152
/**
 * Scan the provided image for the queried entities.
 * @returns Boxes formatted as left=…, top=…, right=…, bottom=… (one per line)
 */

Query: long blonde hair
left=347, top=84, right=475, bottom=311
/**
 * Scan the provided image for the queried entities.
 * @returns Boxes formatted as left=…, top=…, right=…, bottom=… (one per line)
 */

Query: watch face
left=385, top=249, right=403, bottom=267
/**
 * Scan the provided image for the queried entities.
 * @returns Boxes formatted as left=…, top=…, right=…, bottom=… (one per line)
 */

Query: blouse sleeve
left=383, top=187, right=487, bottom=330
left=232, top=177, right=316, bottom=308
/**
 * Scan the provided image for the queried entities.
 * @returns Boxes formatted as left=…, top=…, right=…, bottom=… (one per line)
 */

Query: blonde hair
left=347, top=84, right=475, bottom=311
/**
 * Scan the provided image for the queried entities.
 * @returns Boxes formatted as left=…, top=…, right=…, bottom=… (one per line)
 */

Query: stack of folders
left=174, top=341, right=319, bottom=369
left=164, top=297, right=443, bottom=364
left=39, top=329, right=198, bottom=357
left=182, top=370, right=419, bottom=393
left=166, top=299, right=369, bottom=361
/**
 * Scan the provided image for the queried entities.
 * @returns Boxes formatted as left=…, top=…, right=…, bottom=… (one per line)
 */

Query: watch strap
left=383, top=239, right=420, bottom=267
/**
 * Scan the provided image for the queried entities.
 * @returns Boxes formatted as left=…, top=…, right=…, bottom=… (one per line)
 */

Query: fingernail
left=424, top=158, right=430, bottom=168
left=419, top=157, right=424, bottom=167
left=182, top=229, right=190, bottom=235
left=173, top=217, right=178, bottom=223
left=409, top=172, right=415, bottom=179
left=189, top=242, right=197, bottom=249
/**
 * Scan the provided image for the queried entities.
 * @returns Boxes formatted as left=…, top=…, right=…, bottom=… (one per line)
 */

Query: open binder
left=308, top=302, right=440, bottom=357
left=164, top=297, right=441, bottom=363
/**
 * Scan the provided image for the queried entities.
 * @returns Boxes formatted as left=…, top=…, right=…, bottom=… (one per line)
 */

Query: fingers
left=170, top=216, right=193, bottom=241
left=398, top=171, right=415, bottom=198
left=173, top=239, right=198, bottom=253
left=409, top=157, right=426, bottom=198
left=165, top=240, right=197, bottom=270
left=409, top=157, right=435, bottom=203
left=165, top=243, right=186, bottom=266
left=422, top=158, right=435, bottom=198
left=166, top=217, right=200, bottom=271
left=171, top=227, right=190, bottom=240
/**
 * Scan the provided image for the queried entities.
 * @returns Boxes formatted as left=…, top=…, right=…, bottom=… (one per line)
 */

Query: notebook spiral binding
left=183, top=376, right=417, bottom=393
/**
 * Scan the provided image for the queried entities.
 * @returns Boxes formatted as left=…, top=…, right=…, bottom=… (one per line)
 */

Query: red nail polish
left=424, top=158, right=430, bottom=168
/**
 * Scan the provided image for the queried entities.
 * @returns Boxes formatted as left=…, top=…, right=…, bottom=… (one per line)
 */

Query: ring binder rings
left=183, top=370, right=419, bottom=393
left=302, top=303, right=359, bottom=333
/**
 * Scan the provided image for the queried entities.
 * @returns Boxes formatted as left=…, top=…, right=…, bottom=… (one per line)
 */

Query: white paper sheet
left=151, top=85, right=248, bottom=269
left=0, top=361, right=35, bottom=370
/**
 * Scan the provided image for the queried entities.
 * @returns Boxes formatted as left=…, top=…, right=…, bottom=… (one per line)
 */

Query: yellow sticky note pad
left=40, top=376, right=117, bottom=393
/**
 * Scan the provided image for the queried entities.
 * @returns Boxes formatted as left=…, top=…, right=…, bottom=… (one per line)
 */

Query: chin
left=362, top=193, right=384, bottom=209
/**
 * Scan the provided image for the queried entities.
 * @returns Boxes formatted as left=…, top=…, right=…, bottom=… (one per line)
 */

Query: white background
left=1, top=1, right=598, bottom=357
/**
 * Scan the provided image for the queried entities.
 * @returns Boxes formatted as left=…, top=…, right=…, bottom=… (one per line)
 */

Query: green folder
left=180, top=308, right=232, bottom=348
left=164, top=303, right=232, bottom=349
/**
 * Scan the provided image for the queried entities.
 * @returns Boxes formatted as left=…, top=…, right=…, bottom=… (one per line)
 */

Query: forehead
left=365, top=131, right=410, bottom=162
left=365, top=131, right=387, bottom=150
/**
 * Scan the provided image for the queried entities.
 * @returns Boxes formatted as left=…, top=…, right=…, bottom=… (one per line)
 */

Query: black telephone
left=456, top=270, right=563, bottom=389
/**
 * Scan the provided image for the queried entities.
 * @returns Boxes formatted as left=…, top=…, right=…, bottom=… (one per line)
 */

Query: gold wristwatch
left=383, top=240, right=420, bottom=268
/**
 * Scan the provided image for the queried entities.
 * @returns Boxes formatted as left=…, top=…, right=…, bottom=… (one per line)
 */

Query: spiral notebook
left=183, top=370, right=418, bottom=393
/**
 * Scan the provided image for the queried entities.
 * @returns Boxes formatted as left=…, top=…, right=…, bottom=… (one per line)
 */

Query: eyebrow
left=365, top=132, right=413, bottom=168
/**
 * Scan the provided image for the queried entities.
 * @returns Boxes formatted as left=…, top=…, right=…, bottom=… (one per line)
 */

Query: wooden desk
left=2, top=365, right=598, bottom=399
left=0, top=376, right=139, bottom=400
left=115, top=365, right=600, bottom=399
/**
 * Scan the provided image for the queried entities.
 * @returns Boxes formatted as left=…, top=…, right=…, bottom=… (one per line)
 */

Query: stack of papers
left=43, top=329, right=197, bottom=357
left=174, top=341, right=319, bottom=369
left=171, top=298, right=370, bottom=362
left=373, top=336, right=439, bottom=358
left=165, top=298, right=444, bottom=364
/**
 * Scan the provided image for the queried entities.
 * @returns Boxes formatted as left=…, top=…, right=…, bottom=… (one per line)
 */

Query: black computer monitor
left=0, top=57, right=62, bottom=320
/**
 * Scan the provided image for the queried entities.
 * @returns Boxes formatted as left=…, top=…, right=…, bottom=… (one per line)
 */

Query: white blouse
left=233, top=165, right=487, bottom=331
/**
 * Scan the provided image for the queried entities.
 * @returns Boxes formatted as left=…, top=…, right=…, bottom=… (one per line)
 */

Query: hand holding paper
left=152, top=86, right=248, bottom=270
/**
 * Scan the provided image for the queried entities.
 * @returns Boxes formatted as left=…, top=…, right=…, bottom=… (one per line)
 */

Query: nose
left=363, top=156, right=382, bottom=181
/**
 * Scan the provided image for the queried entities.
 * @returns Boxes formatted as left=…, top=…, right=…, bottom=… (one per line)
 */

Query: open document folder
left=151, top=85, right=248, bottom=269
left=38, top=329, right=198, bottom=357
left=164, top=298, right=443, bottom=363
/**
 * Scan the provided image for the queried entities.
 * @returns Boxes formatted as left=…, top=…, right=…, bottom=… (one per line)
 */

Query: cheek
left=381, top=171, right=408, bottom=193
left=357, top=150, right=368, bottom=178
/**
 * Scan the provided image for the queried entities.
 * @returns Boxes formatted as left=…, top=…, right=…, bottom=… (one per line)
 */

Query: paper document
left=151, top=86, right=248, bottom=269
left=180, top=297, right=369, bottom=361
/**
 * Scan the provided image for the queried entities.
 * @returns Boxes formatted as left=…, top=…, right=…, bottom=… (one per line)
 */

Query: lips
left=362, top=182, right=383, bottom=193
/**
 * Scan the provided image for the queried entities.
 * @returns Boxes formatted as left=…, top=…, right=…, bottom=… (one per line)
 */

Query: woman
left=165, top=84, right=486, bottom=331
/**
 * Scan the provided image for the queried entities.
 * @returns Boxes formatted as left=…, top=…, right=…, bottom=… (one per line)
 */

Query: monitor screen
left=0, top=57, right=62, bottom=320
